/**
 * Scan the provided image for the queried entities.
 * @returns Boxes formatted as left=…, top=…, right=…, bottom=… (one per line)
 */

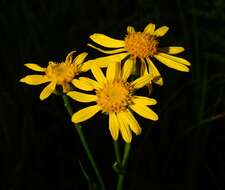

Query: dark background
left=0, top=0, right=225, bottom=189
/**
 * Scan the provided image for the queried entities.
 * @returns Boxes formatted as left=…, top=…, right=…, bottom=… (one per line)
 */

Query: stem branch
left=116, top=142, right=131, bottom=190
left=62, top=95, right=106, bottom=190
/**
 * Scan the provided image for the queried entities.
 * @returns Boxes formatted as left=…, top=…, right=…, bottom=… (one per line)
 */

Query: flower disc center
left=45, top=62, right=78, bottom=85
left=96, top=80, right=132, bottom=113
left=124, top=32, right=158, bottom=59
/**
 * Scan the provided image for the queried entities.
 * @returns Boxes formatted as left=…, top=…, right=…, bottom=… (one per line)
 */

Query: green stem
left=62, top=95, right=106, bottom=190
left=116, top=142, right=131, bottom=190
left=113, top=140, right=121, bottom=163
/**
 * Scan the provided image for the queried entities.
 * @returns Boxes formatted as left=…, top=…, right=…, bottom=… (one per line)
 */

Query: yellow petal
left=130, top=103, right=158, bottom=121
left=90, top=33, right=125, bottom=48
left=67, top=91, right=97, bottom=103
left=73, top=52, right=88, bottom=66
left=139, top=60, right=153, bottom=94
left=65, top=50, right=76, bottom=63
left=131, top=74, right=152, bottom=89
left=81, top=60, right=105, bottom=72
left=127, top=26, right=135, bottom=33
left=40, top=81, right=56, bottom=100
left=154, top=53, right=190, bottom=72
left=106, top=61, right=121, bottom=82
left=153, top=26, right=169, bottom=37
left=72, top=105, right=101, bottom=123
left=131, top=58, right=137, bottom=76
left=20, top=75, right=50, bottom=85
left=121, top=58, right=134, bottom=81
left=158, top=47, right=185, bottom=54
left=146, top=58, right=163, bottom=85
left=117, top=112, right=132, bottom=143
left=121, top=110, right=142, bottom=135
left=144, top=23, right=155, bottom=34
left=72, top=79, right=94, bottom=91
left=156, top=53, right=190, bottom=66
left=140, top=59, right=148, bottom=76
left=24, top=63, right=46, bottom=72
left=81, top=53, right=129, bottom=71
left=88, top=44, right=125, bottom=54
left=133, top=96, right=157, bottom=105
left=79, top=77, right=102, bottom=90
left=109, top=112, right=119, bottom=140
left=91, top=65, right=107, bottom=86
left=62, top=83, right=71, bottom=93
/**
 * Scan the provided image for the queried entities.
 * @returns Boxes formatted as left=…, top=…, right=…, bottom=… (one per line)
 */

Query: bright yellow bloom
left=20, top=51, right=89, bottom=100
left=67, top=61, right=158, bottom=143
left=86, top=22, right=191, bottom=85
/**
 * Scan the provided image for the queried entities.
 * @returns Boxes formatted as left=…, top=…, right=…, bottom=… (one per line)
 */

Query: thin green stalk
left=113, top=140, right=121, bottom=163
left=62, top=95, right=106, bottom=190
left=116, top=142, right=131, bottom=190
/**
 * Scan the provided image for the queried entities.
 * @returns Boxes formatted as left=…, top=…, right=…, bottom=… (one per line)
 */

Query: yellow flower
left=67, top=61, right=158, bottom=143
left=86, top=22, right=191, bottom=85
left=20, top=51, right=89, bottom=100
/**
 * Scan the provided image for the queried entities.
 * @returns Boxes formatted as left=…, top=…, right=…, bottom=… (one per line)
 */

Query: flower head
left=20, top=51, right=88, bottom=100
left=67, top=61, right=158, bottom=143
left=86, top=22, right=191, bottom=86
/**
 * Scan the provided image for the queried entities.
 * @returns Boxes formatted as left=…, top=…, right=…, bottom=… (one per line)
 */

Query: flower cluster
left=20, top=22, right=190, bottom=142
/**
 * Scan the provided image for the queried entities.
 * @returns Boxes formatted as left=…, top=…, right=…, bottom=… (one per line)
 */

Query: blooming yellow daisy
left=85, top=22, right=191, bottom=85
left=67, top=61, right=158, bottom=143
left=20, top=51, right=89, bottom=100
